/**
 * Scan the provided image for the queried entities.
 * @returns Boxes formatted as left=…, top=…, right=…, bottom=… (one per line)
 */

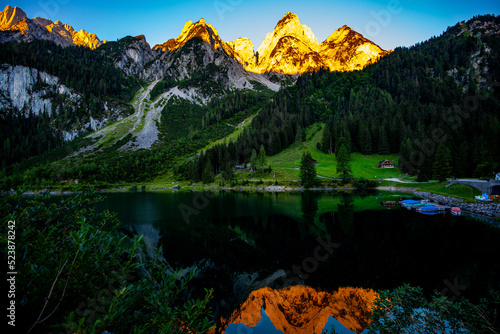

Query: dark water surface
left=95, top=190, right=500, bottom=333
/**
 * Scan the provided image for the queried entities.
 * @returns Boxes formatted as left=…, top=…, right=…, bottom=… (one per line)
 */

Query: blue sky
left=9, top=0, right=500, bottom=50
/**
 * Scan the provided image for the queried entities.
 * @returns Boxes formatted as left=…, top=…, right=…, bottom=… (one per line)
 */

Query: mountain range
left=0, top=4, right=391, bottom=151
left=0, top=5, right=102, bottom=49
left=0, top=4, right=498, bottom=187
left=0, top=6, right=389, bottom=75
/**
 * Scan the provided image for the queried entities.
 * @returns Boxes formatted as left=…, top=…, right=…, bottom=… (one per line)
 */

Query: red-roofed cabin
left=377, top=160, right=396, bottom=168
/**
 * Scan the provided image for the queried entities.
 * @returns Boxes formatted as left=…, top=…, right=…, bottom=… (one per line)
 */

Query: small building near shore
left=235, top=164, right=250, bottom=170
left=380, top=201, right=396, bottom=209
left=377, top=160, right=396, bottom=168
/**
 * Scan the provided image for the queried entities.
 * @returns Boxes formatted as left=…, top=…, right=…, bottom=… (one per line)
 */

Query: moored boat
left=416, top=205, right=446, bottom=213
left=475, top=193, right=493, bottom=202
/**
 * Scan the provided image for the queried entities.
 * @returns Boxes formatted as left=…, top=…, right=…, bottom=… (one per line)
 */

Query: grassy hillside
left=198, top=113, right=258, bottom=153
left=267, top=123, right=402, bottom=181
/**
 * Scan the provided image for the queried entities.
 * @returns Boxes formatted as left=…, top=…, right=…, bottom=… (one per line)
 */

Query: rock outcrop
left=0, top=64, right=126, bottom=141
left=227, top=37, right=257, bottom=72
left=319, top=25, right=390, bottom=72
left=104, top=35, right=163, bottom=78
left=229, top=12, right=390, bottom=74
left=148, top=18, right=279, bottom=93
left=0, top=5, right=102, bottom=49
left=0, top=64, right=78, bottom=117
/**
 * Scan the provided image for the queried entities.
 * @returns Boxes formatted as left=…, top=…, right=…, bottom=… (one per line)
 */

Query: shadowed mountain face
left=211, top=286, right=376, bottom=334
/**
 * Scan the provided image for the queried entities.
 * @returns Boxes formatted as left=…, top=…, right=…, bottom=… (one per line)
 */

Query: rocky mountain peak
left=322, top=25, right=362, bottom=44
left=227, top=37, right=256, bottom=70
left=0, top=5, right=102, bottom=49
left=154, top=17, right=225, bottom=52
left=319, top=24, right=389, bottom=72
left=0, top=5, right=27, bottom=30
left=257, top=12, right=318, bottom=58
left=276, top=12, right=300, bottom=27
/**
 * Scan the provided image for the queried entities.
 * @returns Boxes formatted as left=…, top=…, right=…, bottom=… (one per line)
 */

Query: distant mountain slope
left=1, top=14, right=498, bottom=188
left=183, top=14, right=500, bottom=184
left=0, top=38, right=138, bottom=165
left=0, top=5, right=102, bottom=49
left=227, top=12, right=390, bottom=74
left=319, top=25, right=390, bottom=72
left=0, top=6, right=390, bottom=78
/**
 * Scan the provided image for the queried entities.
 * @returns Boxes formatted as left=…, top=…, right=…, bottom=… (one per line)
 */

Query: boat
left=475, top=193, right=493, bottom=202
left=451, top=207, right=461, bottom=215
left=416, top=205, right=446, bottom=213
left=404, top=203, right=429, bottom=210
left=419, top=211, right=443, bottom=216
left=399, top=199, right=420, bottom=207
left=399, top=199, right=419, bottom=204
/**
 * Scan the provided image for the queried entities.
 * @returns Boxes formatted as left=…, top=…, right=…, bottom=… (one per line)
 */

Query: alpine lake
left=93, top=190, right=500, bottom=334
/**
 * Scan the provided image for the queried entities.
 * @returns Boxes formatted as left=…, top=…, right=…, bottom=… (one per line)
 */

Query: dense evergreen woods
left=0, top=39, right=141, bottom=168
left=0, top=39, right=140, bottom=101
left=187, top=15, right=500, bottom=182
left=1, top=15, right=499, bottom=188
left=0, top=88, right=273, bottom=188
left=1, top=110, right=63, bottom=168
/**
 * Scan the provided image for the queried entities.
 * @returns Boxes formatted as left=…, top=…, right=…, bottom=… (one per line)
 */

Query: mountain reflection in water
left=211, top=286, right=376, bottom=334
left=94, top=191, right=500, bottom=333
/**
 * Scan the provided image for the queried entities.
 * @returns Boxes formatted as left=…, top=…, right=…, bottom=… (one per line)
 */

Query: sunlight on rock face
left=0, top=5, right=102, bottom=49
left=240, top=13, right=390, bottom=75
left=154, top=18, right=225, bottom=52
left=211, top=286, right=377, bottom=334
left=152, top=12, right=390, bottom=76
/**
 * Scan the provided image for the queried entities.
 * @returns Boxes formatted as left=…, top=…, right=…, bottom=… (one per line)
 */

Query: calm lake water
left=95, top=190, right=500, bottom=334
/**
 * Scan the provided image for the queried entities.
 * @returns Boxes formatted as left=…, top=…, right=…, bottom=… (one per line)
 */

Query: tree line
left=192, top=15, right=500, bottom=182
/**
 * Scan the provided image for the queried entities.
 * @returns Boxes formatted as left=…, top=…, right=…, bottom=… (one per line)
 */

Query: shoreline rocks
left=378, top=186, right=500, bottom=218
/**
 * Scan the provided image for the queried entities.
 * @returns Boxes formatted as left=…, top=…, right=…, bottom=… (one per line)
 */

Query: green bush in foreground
left=366, top=284, right=499, bottom=333
left=1, top=191, right=213, bottom=333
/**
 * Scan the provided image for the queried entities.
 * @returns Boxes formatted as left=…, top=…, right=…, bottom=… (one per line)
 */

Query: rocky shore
left=378, top=186, right=500, bottom=218
left=7, top=185, right=500, bottom=219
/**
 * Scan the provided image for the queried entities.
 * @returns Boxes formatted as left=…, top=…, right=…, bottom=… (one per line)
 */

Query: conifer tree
left=299, top=151, right=317, bottom=188
left=336, top=138, right=353, bottom=182
left=202, top=159, right=214, bottom=184
left=358, top=125, right=372, bottom=155
left=433, top=144, right=452, bottom=182
left=257, top=145, right=267, bottom=173
left=378, top=128, right=390, bottom=155
left=250, top=149, right=258, bottom=171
